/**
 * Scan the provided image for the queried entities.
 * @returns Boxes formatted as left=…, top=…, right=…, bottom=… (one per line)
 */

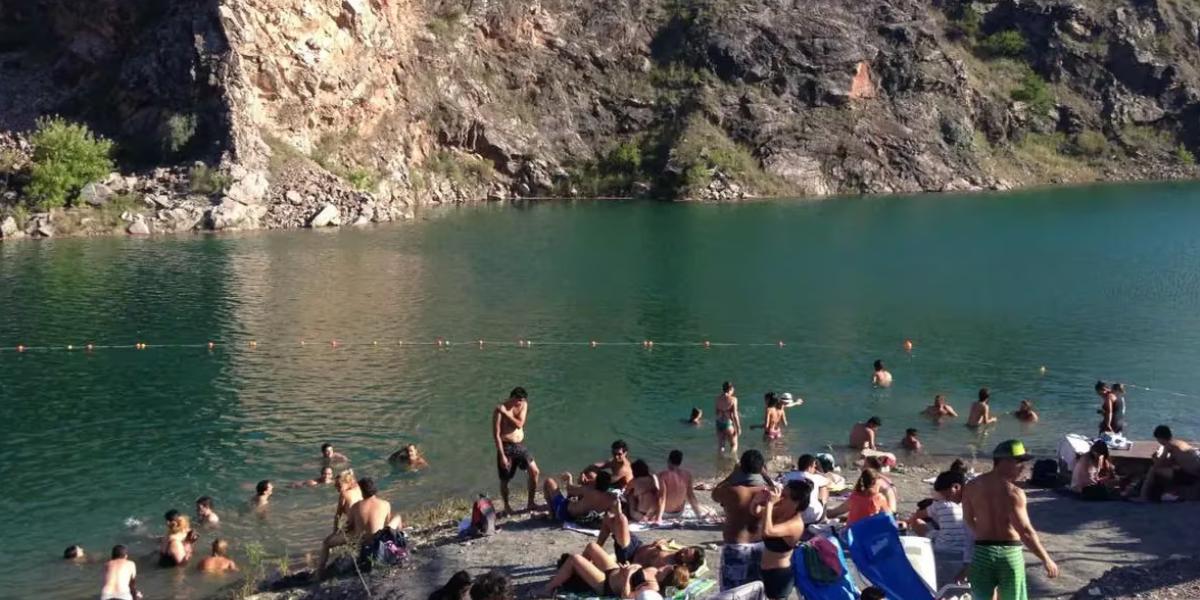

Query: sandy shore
left=240, top=455, right=1200, bottom=600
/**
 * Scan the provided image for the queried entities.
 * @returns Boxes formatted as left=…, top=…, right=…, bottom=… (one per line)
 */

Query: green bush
left=25, top=117, right=114, bottom=209
left=161, top=113, right=197, bottom=157
left=606, top=143, right=643, bottom=172
left=978, top=30, right=1028, bottom=58
left=947, top=6, right=982, bottom=41
left=1011, top=71, right=1055, bottom=114
left=1070, top=130, right=1108, bottom=157
left=188, top=164, right=231, bottom=196
left=1177, top=144, right=1196, bottom=166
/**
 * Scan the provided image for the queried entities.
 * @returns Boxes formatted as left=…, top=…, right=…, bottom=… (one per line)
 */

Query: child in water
left=901, top=428, right=922, bottom=451
left=686, top=407, right=703, bottom=425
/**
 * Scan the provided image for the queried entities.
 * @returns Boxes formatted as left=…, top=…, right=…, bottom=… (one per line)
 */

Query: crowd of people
left=76, top=366, right=1199, bottom=600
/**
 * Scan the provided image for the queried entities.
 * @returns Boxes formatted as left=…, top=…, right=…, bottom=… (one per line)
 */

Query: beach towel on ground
left=845, top=513, right=935, bottom=600
left=791, top=535, right=858, bottom=600
left=555, top=578, right=715, bottom=600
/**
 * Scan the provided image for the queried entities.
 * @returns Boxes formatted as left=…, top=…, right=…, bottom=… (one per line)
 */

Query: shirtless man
left=659, top=450, right=704, bottom=517
left=901, top=428, right=922, bottom=452
left=712, top=450, right=771, bottom=591
left=594, top=440, right=633, bottom=488
left=921, top=394, right=958, bottom=420
left=872, top=360, right=893, bottom=387
left=197, top=538, right=238, bottom=573
left=962, top=440, right=1058, bottom=600
left=318, top=477, right=403, bottom=576
left=388, top=444, right=430, bottom=470
left=967, top=388, right=999, bottom=428
left=543, top=470, right=616, bottom=522
left=321, top=443, right=350, bottom=466
left=849, top=417, right=882, bottom=450
left=493, top=386, right=541, bottom=514
left=1138, top=425, right=1200, bottom=502
left=293, top=466, right=335, bottom=488
left=715, top=381, right=741, bottom=453
left=195, top=496, right=219, bottom=526
left=626, top=459, right=663, bottom=522
left=100, top=545, right=140, bottom=600
left=1014, top=400, right=1040, bottom=424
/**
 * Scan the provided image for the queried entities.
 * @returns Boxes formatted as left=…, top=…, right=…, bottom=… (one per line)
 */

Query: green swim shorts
left=970, top=542, right=1026, bottom=600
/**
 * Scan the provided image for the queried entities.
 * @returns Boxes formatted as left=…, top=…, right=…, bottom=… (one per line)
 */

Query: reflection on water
left=4, top=185, right=1200, bottom=597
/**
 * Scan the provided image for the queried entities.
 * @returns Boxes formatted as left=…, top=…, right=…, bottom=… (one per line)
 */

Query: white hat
left=779, top=392, right=793, bottom=401
left=635, top=590, right=664, bottom=600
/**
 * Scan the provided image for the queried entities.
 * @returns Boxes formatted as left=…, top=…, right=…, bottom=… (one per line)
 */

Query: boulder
left=1, top=216, right=18, bottom=238
left=126, top=215, right=151, bottom=236
left=309, top=203, right=341, bottom=227
left=80, top=182, right=114, bottom=207
left=207, top=199, right=252, bottom=230
left=225, top=171, right=269, bottom=205
left=285, top=190, right=303, bottom=205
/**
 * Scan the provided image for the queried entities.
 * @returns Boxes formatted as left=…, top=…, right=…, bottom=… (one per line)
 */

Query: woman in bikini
left=753, top=480, right=811, bottom=600
left=762, top=393, right=788, bottom=441
left=714, top=381, right=740, bottom=453
left=544, top=548, right=689, bottom=599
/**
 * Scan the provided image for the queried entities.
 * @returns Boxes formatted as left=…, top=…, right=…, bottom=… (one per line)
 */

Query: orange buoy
left=249, top=340, right=257, bottom=348
left=903, top=339, right=914, bottom=352
left=16, top=344, right=25, bottom=353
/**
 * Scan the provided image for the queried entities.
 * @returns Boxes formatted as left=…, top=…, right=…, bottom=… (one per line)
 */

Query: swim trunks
left=497, top=442, right=533, bottom=481
left=550, top=492, right=573, bottom=522
left=720, top=543, right=764, bottom=591
left=615, top=534, right=644, bottom=564
left=970, top=541, right=1026, bottom=600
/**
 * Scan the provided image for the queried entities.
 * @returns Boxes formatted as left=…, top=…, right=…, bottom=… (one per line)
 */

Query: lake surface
left=4, top=183, right=1200, bottom=598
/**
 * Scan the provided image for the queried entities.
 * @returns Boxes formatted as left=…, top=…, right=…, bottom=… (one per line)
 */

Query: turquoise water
left=4, top=183, right=1200, bottom=598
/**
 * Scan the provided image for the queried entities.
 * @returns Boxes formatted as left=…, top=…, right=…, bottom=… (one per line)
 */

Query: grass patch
left=313, top=132, right=381, bottom=191
left=1177, top=144, right=1196, bottom=165
left=978, top=30, right=1028, bottom=58
left=424, top=149, right=495, bottom=188
left=668, top=115, right=789, bottom=197
left=1069, top=130, right=1109, bottom=157
left=1012, top=132, right=1097, bottom=182
left=1011, top=70, right=1055, bottom=114
left=263, top=133, right=306, bottom=175
left=1121, top=125, right=1174, bottom=152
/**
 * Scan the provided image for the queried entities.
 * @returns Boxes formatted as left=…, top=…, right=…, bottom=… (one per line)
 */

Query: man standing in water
left=872, top=360, right=893, bottom=387
left=962, top=440, right=1058, bottom=600
left=715, top=381, right=741, bottom=453
left=968, top=388, right=999, bottom=428
left=321, top=443, right=350, bottom=466
left=494, top=386, right=541, bottom=514
left=712, top=450, right=770, bottom=591
left=100, top=545, right=140, bottom=600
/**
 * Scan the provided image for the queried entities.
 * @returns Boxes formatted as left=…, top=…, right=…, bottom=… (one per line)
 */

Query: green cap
left=993, top=439, right=1033, bottom=462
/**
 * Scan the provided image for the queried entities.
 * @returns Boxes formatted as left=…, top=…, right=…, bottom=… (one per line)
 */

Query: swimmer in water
left=158, top=515, right=193, bottom=568
left=921, top=394, right=958, bottom=420
left=197, top=538, right=238, bottom=573
left=872, top=360, right=893, bottom=388
left=687, top=407, right=703, bottom=425
left=714, top=381, right=741, bottom=453
left=293, top=466, right=336, bottom=488
left=100, top=545, right=141, bottom=600
left=762, top=393, right=787, bottom=441
left=967, top=388, right=999, bottom=428
left=850, top=416, right=882, bottom=450
left=195, top=496, right=219, bottom=526
left=901, top=428, right=922, bottom=452
left=64, top=545, right=86, bottom=562
left=1014, top=400, right=1040, bottom=423
left=389, top=444, right=430, bottom=470
left=252, top=480, right=273, bottom=510
left=321, top=443, right=350, bottom=466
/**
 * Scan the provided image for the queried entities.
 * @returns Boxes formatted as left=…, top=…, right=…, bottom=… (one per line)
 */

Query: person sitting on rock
left=544, top=470, right=617, bottom=523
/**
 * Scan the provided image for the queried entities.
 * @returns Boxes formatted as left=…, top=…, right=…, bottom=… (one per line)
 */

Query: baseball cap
left=993, top=439, right=1034, bottom=462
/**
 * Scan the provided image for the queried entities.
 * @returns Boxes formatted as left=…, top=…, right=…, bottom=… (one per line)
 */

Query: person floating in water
left=493, top=386, right=541, bottom=515
left=1014, top=400, right=1040, bottom=423
left=321, top=443, right=350, bottom=466
left=686, top=407, right=703, bottom=425
left=872, top=360, right=893, bottom=388
left=849, top=416, right=882, bottom=450
left=195, top=496, right=219, bottom=526
left=293, top=467, right=335, bottom=488
left=922, top=394, right=958, bottom=420
left=967, top=388, right=998, bottom=428
left=101, top=545, right=141, bottom=600
left=714, top=381, right=741, bottom=453
left=252, top=480, right=273, bottom=511
left=761, top=392, right=788, bottom=441
left=64, top=545, right=86, bottom=562
left=901, top=428, right=922, bottom=451
left=389, top=444, right=430, bottom=470
left=197, top=538, right=239, bottom=573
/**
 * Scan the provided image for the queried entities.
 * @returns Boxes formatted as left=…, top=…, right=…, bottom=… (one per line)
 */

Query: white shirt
left=926, top=499, right=968, bottom=558
left=780, top=470, right=829, bottom=522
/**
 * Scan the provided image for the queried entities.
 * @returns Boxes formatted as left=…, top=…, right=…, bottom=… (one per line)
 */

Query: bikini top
left=763, top=535, right=797, bottom=553
left=630, top=569, right=648, bottom=590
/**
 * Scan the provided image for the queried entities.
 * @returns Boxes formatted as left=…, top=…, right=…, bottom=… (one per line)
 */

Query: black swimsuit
left=761, top=536, right=798, bottom=600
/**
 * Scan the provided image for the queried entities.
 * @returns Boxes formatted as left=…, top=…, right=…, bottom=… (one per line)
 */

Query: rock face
left=3, top=0, right=1200, bottom=238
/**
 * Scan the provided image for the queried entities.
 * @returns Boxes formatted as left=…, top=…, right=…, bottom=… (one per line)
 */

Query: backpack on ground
left=360, top=526, right=408, bottom=570
left=1028, top=459, right=1061, bottom=488
left=468, top=496, right=496, bottom=537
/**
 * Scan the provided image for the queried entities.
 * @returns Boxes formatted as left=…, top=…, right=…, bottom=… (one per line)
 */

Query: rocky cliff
left=2, top=0, right=1199, bottom=238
